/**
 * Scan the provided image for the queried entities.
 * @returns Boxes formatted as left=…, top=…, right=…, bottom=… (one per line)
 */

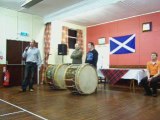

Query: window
left=68, top=29, right=77, bottom=49
left=68, top=29, right=77, bottom=37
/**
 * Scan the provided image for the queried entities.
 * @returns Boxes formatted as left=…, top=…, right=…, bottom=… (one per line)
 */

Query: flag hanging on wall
left=109, top=34, right=135, bottom=54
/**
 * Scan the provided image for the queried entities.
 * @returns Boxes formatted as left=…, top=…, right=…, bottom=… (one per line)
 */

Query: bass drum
left=65, top=64, right=98, bottom=94
left=46, top=64, right=68, bottom=89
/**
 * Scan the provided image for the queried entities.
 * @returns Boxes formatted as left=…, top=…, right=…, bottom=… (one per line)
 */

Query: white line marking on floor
left=0, top=111, right=24, bottom=117
left=0, top=99, right=48, bottom=120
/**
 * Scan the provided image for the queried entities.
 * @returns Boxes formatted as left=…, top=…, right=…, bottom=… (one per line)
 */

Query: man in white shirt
left=21, top=40, right=41, bottom=92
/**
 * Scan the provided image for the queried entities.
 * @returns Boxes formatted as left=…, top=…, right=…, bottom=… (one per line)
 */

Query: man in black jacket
left=85, top=42, right=98, bottom=68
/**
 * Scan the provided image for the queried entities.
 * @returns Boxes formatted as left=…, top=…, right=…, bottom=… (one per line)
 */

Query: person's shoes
left=19, top=89, right=26, bottom=92
left=29, top=89, right=34, bottom=92
left=152, top=94, right=157, bottom=97
left=144, top=93, right=152, bottom=96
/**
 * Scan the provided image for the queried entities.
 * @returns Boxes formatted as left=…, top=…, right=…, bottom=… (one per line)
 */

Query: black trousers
left=22, top=62, right=37, bottom=90
left=140, top=76, right=160, bottom=94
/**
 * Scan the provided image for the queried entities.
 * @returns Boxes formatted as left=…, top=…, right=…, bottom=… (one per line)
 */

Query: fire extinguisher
left=3, top=69, right=10, bottom=87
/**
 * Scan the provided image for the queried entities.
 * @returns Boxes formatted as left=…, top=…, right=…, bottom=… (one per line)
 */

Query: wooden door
left=7, top=40, right=22, bottom=64
left=6, top=40, right=37, bottom=86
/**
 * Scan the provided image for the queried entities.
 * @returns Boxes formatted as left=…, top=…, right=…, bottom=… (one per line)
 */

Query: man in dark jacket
left=70, top=43, right=83, bottom=64
left=85, top=42, right=98, bottom=68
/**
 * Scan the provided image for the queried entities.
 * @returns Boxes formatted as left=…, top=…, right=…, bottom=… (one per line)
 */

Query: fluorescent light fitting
left=21, top=0, right=43, bottom=8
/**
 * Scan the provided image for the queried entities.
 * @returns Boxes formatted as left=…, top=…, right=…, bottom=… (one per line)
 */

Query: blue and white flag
left=109, top=34, right=135, bottom=54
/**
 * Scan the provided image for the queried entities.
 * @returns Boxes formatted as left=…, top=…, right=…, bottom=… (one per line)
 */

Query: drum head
left=76, top=64, right=98, bottom=94
left=54, top=64, right=68, bottom=89
left=46, top=65, right=56, bottom=80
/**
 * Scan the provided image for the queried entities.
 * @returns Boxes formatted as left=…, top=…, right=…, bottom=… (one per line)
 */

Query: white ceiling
left=0, top=0, right=160, bottom=26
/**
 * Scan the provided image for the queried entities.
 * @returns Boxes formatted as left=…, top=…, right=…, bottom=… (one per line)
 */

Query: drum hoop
left=64, top=65, right=72, bottom=86
left=54, top=64, right=62, bottom=80
left=75, top=64, right=88, bottom=93
left=45, top=65, right=54, bottom=80
left=75, top=64, right=98, bottom=94
left=75, top=66, right=82, bottom=94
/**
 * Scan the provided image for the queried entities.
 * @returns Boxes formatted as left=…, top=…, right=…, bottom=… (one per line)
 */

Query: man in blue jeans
left=140, top=52, right=160, bottom=97
left=21, top=40, right=41, bottom=92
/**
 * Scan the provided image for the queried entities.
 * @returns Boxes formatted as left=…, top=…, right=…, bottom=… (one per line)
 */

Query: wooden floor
left=0, top=84, right=160, bottom=120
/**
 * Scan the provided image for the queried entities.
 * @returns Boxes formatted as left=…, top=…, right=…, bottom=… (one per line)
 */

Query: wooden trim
left=109, top=65, right=146, bottom=69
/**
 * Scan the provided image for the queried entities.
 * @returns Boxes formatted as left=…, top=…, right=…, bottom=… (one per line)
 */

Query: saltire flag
left=109, top=34, right=135, bottom=54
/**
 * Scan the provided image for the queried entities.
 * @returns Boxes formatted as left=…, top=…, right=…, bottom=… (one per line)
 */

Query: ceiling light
left=21, top=0, right=43, bottom=8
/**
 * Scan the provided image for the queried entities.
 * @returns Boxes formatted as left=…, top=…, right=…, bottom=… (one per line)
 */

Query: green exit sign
left=20, top=32, right=29, bottom=36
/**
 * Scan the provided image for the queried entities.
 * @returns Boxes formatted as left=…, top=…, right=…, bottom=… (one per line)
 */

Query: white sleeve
left=22, top=51, right=27, bottom=58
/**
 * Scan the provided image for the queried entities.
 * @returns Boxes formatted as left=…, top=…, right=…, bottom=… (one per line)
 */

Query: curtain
left=41, top=22, right=51, bottom=84
left=62, top=26, right=69, bottom=51
left=77, top=29, right=83, bottom=52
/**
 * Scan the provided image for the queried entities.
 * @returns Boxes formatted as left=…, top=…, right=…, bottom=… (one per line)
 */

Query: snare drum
left=65, top=64, right=98, bottom=94
left=46, top=64, right=68, bottom=89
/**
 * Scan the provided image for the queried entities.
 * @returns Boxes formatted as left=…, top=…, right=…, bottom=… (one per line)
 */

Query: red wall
left=87, top=12, right=160, bottom=65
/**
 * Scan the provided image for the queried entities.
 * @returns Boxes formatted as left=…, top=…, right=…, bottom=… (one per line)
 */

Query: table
left=99, top=68, right=147, bottom=92
left=121, top=69, right=147, bottom=84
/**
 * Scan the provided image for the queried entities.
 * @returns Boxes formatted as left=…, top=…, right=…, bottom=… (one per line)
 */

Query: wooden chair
left=98, top=76, right=108, bottom=89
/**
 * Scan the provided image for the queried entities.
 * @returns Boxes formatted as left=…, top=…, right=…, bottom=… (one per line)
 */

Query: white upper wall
left=0, top=7, right=44, bottom=64
left=0, top=7, right=87, bottom=65
left=48, top=20, right=86, bottom=64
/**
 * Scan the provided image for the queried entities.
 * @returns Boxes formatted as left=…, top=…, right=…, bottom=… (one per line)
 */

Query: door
left=95, top=44, right=110, bottom=69
left=7, top=40, right=22, bottom=64
left=6, top=40, right=37, bottom=86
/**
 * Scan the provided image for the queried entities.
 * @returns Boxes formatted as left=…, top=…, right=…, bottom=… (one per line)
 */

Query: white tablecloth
left=98, top=69, right=147, bottom=84
left=121, top=69, right=147, bottom=84
left=97, top=69, right=105, bottom=78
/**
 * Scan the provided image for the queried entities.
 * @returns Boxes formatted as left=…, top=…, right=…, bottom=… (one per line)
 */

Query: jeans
left=22, top=62, right=37, bottom=90
left=140, top=76, right=160, bottom=94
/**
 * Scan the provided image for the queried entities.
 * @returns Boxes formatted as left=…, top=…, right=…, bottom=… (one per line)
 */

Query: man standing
left=140, top=52, right=160, bottom=97
left=22, top=40, right=41, bottom=92
left=85, top=42, right=98, bottom=68
left=70, top=43, right=83, bottom=64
